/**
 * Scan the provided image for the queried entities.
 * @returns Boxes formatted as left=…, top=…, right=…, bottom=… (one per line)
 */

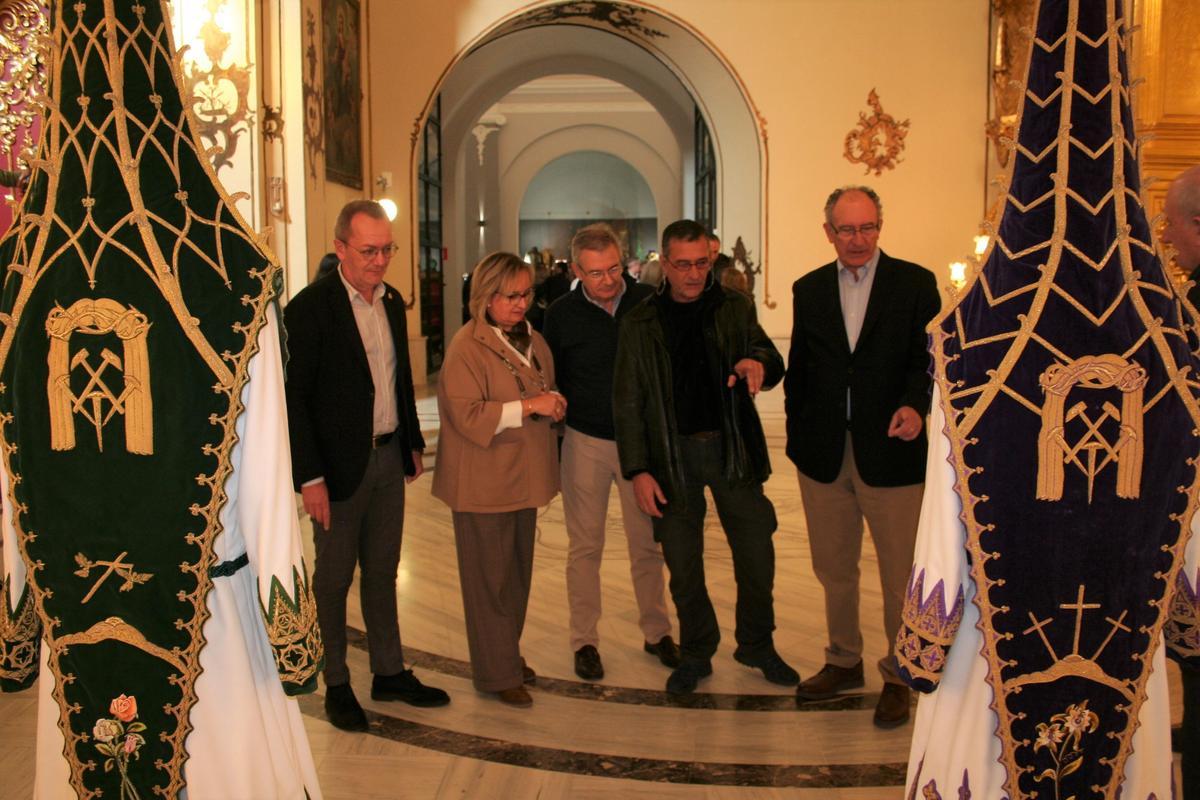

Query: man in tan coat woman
left=433, top=252, right=565, bottom=707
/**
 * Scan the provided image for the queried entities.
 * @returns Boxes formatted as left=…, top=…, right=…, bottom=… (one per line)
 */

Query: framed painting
left=322, top=0, right=362, bottom=188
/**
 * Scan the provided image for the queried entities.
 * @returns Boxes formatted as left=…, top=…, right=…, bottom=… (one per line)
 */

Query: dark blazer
left=784, top=250, right=940, bottom=487
left=284, top=271, right=425, bottom=501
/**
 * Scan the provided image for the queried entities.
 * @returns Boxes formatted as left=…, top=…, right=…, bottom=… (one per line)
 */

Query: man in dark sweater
left=613, top=219, right=797, bottom=695
left=544, top=224, right=679, bottom=681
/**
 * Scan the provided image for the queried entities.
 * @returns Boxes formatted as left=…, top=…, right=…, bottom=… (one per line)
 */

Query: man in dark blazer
left=285, top=200, right=448, bottom=732
left=784, top=186, right=940, bottom=728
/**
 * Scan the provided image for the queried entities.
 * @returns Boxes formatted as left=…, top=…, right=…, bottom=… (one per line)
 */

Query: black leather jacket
left=613, top=281, right=784, bottom=501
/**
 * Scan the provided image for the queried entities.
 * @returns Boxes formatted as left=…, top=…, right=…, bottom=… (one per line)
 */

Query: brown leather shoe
left=873, top=682, right=911, bottom=728
left=522, top=664, right=536, bottom=685
left=795, top=661, right=865, bottom=701
left=496, top=686, right=533, bottom=707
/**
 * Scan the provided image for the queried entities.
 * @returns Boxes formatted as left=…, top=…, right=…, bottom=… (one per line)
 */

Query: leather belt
left=372, top=430, right=395, bottom=449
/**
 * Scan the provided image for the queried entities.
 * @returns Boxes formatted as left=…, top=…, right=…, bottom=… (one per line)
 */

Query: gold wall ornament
left=1035, top=354, right=1147, bottom=503
left=45, top=299, right=153, bottom=456
left=986, top=0, right=1037, bottom=168
left=0, top=0, right=48, bottom=161
left=843, top=89, right=910, bottom=176
left=178, top=0, right=254, bottom=174
left=73, top=551, right=154, bottom=604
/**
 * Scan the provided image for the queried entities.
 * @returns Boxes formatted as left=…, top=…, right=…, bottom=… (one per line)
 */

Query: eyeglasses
left=340, top=241, right=399, bottom=260
left=495, top=289, right=534, bottom=304
left=831, top=223, right=880, bottom=240
left=667, top=257, right=711, bottom=272
left=582, top=265, right=623, bottom=281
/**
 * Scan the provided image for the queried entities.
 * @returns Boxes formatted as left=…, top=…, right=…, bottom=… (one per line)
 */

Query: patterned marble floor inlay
left=297, top=694, right=908, bottom=789
left=347, top=626, right=881, bottom=713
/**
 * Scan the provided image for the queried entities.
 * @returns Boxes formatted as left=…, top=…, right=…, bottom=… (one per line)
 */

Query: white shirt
left=338, top=265, right=399, bottom=436
left=838, top=249, right=880, bottom=419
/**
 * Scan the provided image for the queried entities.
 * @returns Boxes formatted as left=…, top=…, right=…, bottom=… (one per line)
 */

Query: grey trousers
left=452, top=509, right=536, bottom=692
left=312, top=440, right=407, bottom=687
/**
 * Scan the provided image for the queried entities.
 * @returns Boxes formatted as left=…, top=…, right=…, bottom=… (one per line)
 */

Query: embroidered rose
left=123, top=734, right=139, bottom=754
left=109, top=694, right=137, bottom=722
left=93, top=718, right=121, bottom=743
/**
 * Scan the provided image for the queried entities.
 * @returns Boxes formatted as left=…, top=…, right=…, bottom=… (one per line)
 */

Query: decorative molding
left=301, top=7, right=324, bottom=181
left=470, top=115, right=505, bottom=166
left=0, top=0, right=47, bottom=162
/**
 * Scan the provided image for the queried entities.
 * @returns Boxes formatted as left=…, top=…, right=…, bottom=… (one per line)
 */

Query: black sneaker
left=324, top=683, right=368, bottom=732
left=733, top=649, right=800, bottom=686
left=371, top=669, right=450, bottom=707
left=665, top=659, right=712, bottom=695
left=643, top=636, right=682, bottom=669
left=574, top=645, right=604, bottom=681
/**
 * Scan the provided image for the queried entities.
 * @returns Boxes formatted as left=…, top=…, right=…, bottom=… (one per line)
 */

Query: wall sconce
left=375, top=171, right=397, bottom=221
left=477, top=219, right=487, bottom=227
left=949, top=261, right=968, bottom=289
left=974, top=235, right=990, bottom=257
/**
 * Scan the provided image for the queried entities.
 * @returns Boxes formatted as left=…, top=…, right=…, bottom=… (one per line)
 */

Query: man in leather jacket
left=613, top=219, right=797, bottom=695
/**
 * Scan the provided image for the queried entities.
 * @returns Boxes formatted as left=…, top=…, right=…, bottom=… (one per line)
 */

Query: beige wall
left=352, top=0, right=989, bottom=352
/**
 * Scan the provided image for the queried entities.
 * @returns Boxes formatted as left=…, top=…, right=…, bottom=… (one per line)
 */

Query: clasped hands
left=524, top=391, right=567, bottom=423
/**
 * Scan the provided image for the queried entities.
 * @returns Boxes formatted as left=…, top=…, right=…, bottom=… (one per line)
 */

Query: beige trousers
left=561, top=427, right=673, bottom=651
left=797, top=436, right=923, bottom=684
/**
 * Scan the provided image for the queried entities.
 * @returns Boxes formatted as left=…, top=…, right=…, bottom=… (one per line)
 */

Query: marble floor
left=0, top=388, right=1185, bottom=799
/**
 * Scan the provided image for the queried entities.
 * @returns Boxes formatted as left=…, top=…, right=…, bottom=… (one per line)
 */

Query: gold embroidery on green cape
left=1036, top=354, right=1146, bottom=503
left=0, top=2, right=288, bottom=796
left=74, top=552, right=153, bottom=604
left=46, top=299, right=153, bottom=455
left=0, top=577, right=39, bottom=687
left=260, top=565, right=323, bottom=693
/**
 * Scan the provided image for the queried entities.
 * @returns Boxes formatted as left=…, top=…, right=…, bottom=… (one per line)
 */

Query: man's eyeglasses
left=340, top=241, right=399, bottom=260
left=831, top=223, right=880, bottom=240
left=495, top=289, right=534, bottom=304
left=582, top=265, right=623, bottom=281
left=667, top=257, right=711, bottom=272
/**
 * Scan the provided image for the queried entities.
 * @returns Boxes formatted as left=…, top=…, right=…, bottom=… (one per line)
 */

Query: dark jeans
left=652, top=434, right=778, bottom=664
left=312, top=440, right=407, bottom=687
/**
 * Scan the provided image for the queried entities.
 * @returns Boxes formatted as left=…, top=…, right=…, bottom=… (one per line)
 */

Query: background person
left=432, top=252, right=565, bottom=708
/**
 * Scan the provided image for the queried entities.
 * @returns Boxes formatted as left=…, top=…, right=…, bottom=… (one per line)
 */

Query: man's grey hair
left=570, top=222, right=623, bottom=265
left=333, top=199, right=388, bottom=242
left=823, top=186, right=883, bottom=227
left=1172, top=165, right=1200, bottom=219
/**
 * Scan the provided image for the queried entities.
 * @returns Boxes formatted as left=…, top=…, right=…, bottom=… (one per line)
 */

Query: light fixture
left=949, top=261, right=968, bottom=289
left=374, top=171, right=396, bottom=220
left=974, top=235, right=990, bottom=256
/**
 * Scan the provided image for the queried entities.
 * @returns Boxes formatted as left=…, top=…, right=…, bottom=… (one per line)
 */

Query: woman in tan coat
left=432, top=252, right=564, bottom=707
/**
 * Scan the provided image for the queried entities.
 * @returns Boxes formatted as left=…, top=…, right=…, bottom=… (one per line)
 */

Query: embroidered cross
left=1060, top=584, right=1101, bottom=657
left=1023, top=612, right=1059, bottom=661
left=74, top=551, right=153, bottom=604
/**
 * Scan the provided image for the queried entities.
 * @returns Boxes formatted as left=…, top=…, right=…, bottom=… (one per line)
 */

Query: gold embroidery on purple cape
left=896, top=569, right=964, bottom=686
left=1165, top=568, right=1200, bottom=660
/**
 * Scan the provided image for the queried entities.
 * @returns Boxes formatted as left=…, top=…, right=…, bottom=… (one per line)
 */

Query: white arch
left=502, top=125, right=678, bottom=253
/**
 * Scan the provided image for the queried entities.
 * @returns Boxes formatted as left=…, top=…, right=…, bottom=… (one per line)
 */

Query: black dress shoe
left=733, top=648, right=800, bottom=686
left=643, top=636, right=682, bottom=668
left=371, top=669, right=450, bottom=707
left=324, top=683, right=368, bottom=732
left=874, top=682, right=911, bottom=728
left=574, top=645, right=604, bottom=680
left=796, top=661, right=865, bottom=701
left=665, top=659, right=712, bottom=695
left=522, top=664, right=537, bottom=685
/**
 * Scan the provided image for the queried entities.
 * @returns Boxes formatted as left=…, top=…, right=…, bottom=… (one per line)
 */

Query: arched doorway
left=413, top=2, right=767, bottom=368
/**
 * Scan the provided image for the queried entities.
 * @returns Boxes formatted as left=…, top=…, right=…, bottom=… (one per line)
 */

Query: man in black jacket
left=784, top=186, right=939, bottom=727
left=544, top=223, right=678, bottom=682
left=284, top=200, right=448, bottom=731
left=614, top=219, right=796, bottom=695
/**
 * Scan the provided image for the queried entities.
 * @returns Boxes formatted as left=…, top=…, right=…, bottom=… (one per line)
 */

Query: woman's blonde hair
left=469, top=252, right=534, bottom=322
